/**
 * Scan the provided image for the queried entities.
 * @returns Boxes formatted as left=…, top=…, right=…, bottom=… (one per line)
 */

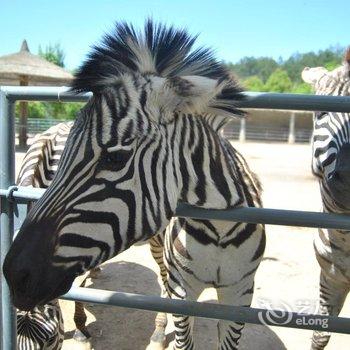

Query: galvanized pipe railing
left=2, top=186, right=350, bottom=230
left=2, top=86, right=350, bottom=350
left=2, top=86, right=350, bottom=112
left=62, top=286, right=350, bottom=334
left=0, top=89, right=16, bottom=350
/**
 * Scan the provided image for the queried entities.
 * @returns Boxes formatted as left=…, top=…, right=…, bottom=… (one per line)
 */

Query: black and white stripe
left=302, top=48, right=350, bottom=350
left=17, top=300, right=64, bottom=350
left=5, top=20, right=265, bottom=349
left=16, top=125, right=70, bottom=349
left=16, top=122, right=94, bottom=349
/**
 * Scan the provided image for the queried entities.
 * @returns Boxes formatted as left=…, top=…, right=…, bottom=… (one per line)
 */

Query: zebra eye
left=103, top=149, right=133, bottom=170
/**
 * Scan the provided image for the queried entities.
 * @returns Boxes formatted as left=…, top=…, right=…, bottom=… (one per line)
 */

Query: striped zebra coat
left=16, top=122, right=94, bottom=349
left=302, top=48, right=350, bottom=350
left=4, top=21, right=265, bottom=349
left=15, top=123, right=71, bottom=349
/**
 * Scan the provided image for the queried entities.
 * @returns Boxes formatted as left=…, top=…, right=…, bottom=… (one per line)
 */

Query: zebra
left=16, top=121, right=95, bottom=348
left=16, top=299, right=64, bottom=350
left=302, top=48, right=350, bottom=350
left=4, top=20, right=266, bottom=349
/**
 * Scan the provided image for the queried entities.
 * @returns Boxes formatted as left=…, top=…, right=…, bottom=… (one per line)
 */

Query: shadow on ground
left=62, top=258, right=286, bottom=350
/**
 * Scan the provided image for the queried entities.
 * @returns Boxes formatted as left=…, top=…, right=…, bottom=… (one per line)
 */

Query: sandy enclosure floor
left=14, top=142, right=350, bottom=350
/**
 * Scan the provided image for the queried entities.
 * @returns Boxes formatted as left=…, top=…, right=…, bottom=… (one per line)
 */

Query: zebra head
left=302, top=47, right=350, bottom=210
left=4, top=20, right=244, bottom=310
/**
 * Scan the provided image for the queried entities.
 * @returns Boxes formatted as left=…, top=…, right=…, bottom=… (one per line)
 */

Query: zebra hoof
left=145, top=340, right=166, bottom=350
left=89, top=267, right=102, bottom=279
left=73, top=329, right=92, bottom=344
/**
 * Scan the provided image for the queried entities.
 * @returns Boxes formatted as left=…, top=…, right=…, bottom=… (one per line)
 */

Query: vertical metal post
left=239, top=118, right=246, bottom=142
left=288, top=112, right=296, bottom=144
left=0, top=88, right=17, bottom=350
left=19, top=76, right=29, bottom=149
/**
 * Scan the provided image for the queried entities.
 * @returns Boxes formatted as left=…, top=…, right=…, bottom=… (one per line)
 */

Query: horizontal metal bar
left=176, top=204, right=350, bottom=230
left=1, top=86, right=350, bottom=112
left=0, top=187, right=45, bottom=203
left=242, top=92, right=350, bottom=112
left=0, top=86, right=91, bottom=103
left=61, top=286, right=350, bottom=334
left=2, top=186, right=350, bottom=230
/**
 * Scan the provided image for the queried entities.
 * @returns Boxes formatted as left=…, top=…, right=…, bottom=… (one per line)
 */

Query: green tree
left=243, top=76, right=265, bottom=92
left=324, top=60, right=341, bottom=71
left=291, top=82, right=312, bottom=94
left=38, top=43, right=65, bottom=67
left=282, top=47, right=343, bottom=83
left=15, top=43, right=85, bottom=123
left=227, top=45, right=344, bottom=92
left=229, top=57, right=278, bottom=82
left=15, top=101, right=46, bottom=118
left=64, top=103, right=84, bottom=120
left=264, top=69, right=292, bottom=92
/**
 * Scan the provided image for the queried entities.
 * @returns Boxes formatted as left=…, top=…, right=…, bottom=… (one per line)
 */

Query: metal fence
left=15, top=117, right=70, bottom=134
left=2, top=86, right=350, bottom=350
left=222, top=123, right=312, bottom=143
left=19, top=118, right=313, bottom=143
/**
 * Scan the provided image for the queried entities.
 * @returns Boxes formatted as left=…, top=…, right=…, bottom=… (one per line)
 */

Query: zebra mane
left=71, top=20, right=240, bottom=93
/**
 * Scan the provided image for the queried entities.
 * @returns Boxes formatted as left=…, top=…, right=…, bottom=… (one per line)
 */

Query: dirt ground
left=14, top=141, right=350, bottom=350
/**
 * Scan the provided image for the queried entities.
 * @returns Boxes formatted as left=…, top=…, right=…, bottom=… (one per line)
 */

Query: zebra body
left=17, top=122, right=73, bottom=188
left=148, top=130, right=264, bottom=349
left=4, top=21, right=265, bottom=349
left=302, top=48, right=350, bottom=350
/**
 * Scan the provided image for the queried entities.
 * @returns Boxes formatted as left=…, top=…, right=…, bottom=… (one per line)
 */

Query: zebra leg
left=72, top=266, right=100, bottom=343
left=147, top=286, right=169, bottom=350
left=171, top=285, right=201, bottom=350
left=73, top=278, right=92, bottom=343
left=172, top=313, right=195, bottom=350
left=147, top=235, right=168, bottom=350
left=311, top=271, right=348, bottom=350
left=73, top=301, right=91, bottom=341
left=216, top=282, right=254, bottom=350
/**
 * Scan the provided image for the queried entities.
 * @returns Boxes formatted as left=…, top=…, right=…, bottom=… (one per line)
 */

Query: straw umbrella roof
left=0, top=40, right=73, bottom=86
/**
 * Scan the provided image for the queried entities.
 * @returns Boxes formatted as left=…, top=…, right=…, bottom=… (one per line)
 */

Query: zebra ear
left=153, top=75, right=245, bottom=118
left=344, top=47, right=350, bottom=67
left=301, top=67, right=328, bottom=87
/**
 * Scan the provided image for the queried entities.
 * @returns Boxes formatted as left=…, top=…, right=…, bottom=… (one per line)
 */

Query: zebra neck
left=320, top=181, right=350, bottom=214
left=174, top=115, right=245, bottom=210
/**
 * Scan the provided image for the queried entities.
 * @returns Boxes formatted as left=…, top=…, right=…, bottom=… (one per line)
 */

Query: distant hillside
left=227, top=46, right=345, bottom=93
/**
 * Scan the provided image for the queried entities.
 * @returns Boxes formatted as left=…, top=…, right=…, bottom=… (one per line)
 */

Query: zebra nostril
left=330, top=169, right=350, bottom=185
left=330, top=171, right=339, bottom=180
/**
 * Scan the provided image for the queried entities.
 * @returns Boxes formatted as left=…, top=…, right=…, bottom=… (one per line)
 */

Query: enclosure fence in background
left=1, top=86, right=350, bottom=350
left=16, top=113, right=312, bottom=143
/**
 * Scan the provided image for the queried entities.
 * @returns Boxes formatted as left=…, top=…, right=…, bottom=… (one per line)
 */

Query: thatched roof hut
left=0, top=40, right=73, bottom=147
left=0, top=40, right=73, bottom=86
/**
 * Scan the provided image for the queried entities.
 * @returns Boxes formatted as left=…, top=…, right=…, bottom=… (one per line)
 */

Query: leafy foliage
left=264, top=68, right=292, bottom=93
left=38, top=43, right=65, bottom=67
left=229, top=46, right=344, bottom=93
left=243, top=76, right=265, bottom=92
left=229, top=57, right=279, bottom=82
left=15, top=102, right=83, bottom=120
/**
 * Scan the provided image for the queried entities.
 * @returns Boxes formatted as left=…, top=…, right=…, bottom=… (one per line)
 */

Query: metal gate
left=2, top=86, right=350, bottom=350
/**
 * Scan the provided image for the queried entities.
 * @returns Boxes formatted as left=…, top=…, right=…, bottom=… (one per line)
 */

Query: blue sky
left=0, top=0, right=348, bottom=70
